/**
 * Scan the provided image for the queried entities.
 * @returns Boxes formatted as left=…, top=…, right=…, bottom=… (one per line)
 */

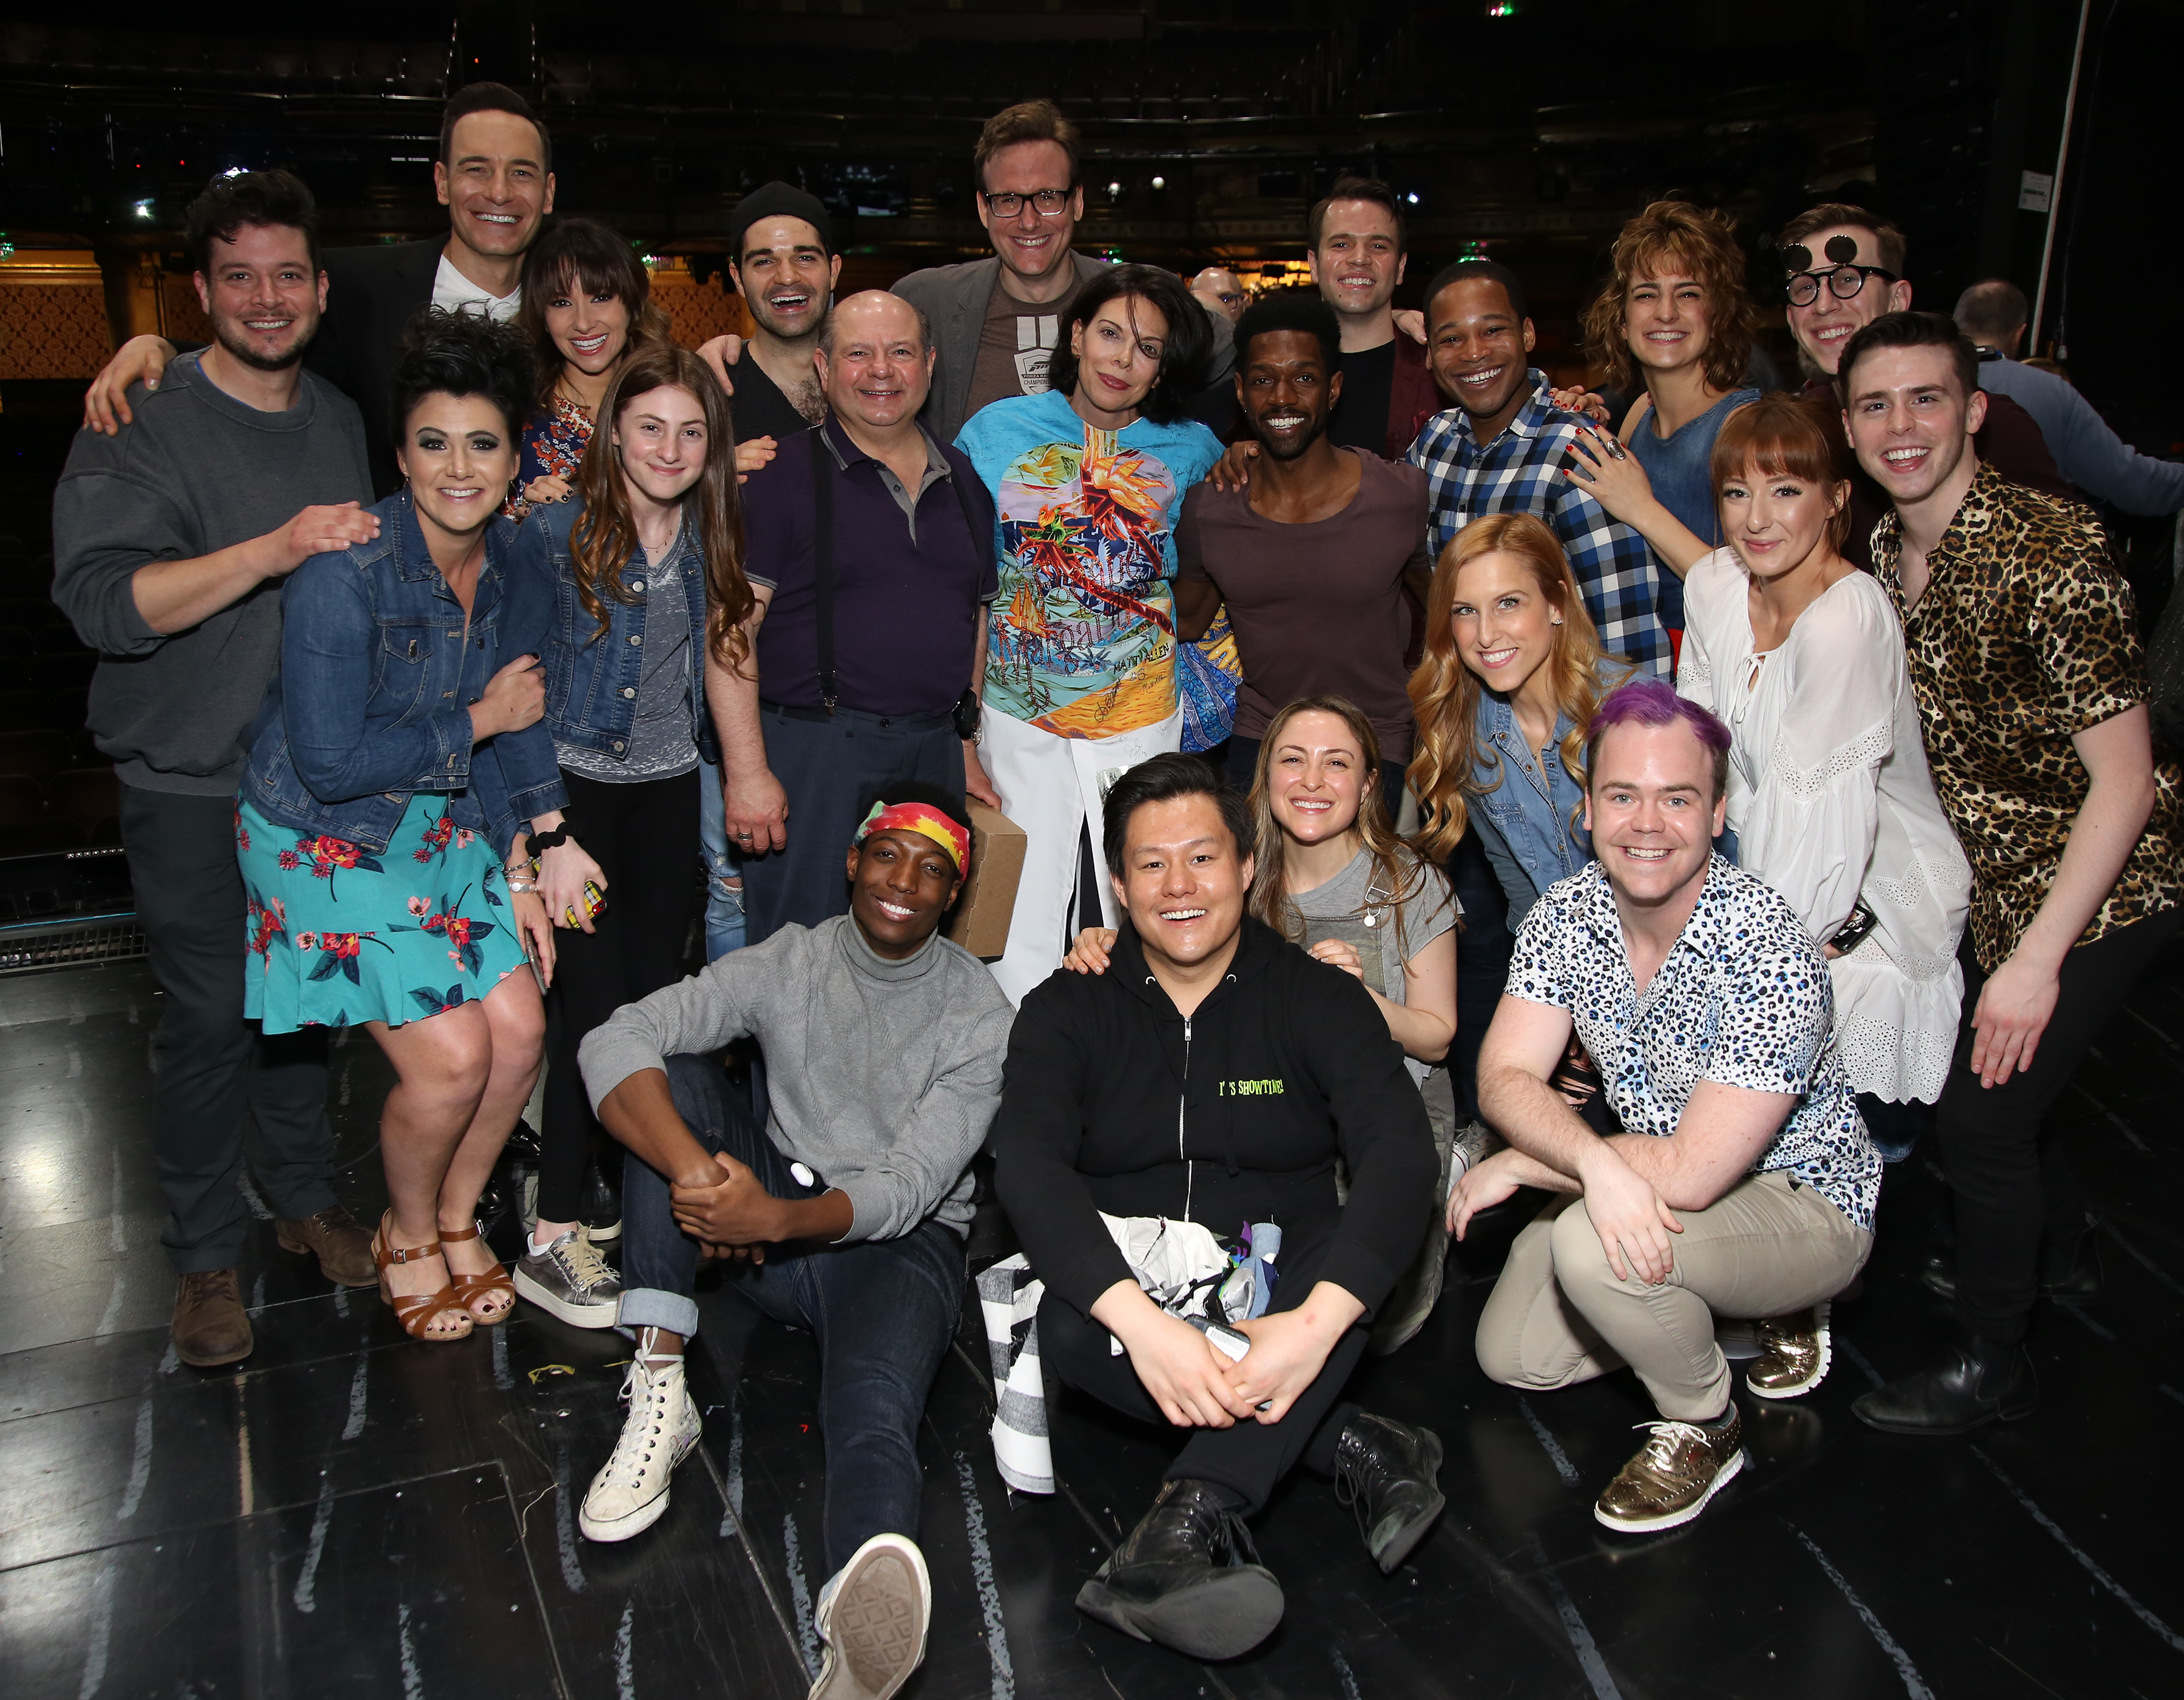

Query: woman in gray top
left=513, top=343, right=756, bottom=1326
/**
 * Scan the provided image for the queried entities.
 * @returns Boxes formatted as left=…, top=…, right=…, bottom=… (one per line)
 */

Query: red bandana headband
left=855, top=800, right=970, bottom=875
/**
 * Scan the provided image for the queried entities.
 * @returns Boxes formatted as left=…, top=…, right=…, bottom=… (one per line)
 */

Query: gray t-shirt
left=557, top=527, right=698, bottom=783
left=1286, top=846, right=1460, bottom=1085
left=51, top=352, right=373, bottom=793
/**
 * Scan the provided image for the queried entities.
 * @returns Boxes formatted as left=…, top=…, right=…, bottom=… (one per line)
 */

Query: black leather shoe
left=578, top=1156, right=622, bottom=1244
left=1332, top=1412, right=1446, bottom=1573
left=1852, top=1334, right=2039, bottom=1435
left=1074, top=1479, right=1284, bottom=1660
left=1920, top=1227, right=2103, bottom=1304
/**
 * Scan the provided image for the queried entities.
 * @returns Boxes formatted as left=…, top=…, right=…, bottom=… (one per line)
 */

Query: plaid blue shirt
left=1407, top=372, right=1671, bottom=676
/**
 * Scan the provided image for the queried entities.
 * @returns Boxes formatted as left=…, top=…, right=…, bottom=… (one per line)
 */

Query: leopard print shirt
left=1872, top=463, right=2184, bottom=971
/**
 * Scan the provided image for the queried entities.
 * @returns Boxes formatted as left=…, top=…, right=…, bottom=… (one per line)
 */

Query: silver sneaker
left=513, top=1227, right=622, bottom=1328
left=811, top=1533, right=930, bottom=1700
left=579, top=1350, right=701, bottom=1542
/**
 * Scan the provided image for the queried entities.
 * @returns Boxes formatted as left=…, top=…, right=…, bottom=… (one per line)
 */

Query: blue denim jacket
left=529, top=498, right=716, bottom=764
left=1468, top=688, right=1597, bottom=931
left=243, top=491, right=567, bottom=858
left=1467, top=658, right=1734, bottom=926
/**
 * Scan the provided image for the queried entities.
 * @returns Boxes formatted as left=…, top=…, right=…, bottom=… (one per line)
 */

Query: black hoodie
left=992, top=916, right=1437, bottom=1319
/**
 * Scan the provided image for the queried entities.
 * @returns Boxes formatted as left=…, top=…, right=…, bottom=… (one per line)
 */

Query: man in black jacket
left=991, top=754, right=1444, bottom=1661
left=81, top=83, right=553, bottom=493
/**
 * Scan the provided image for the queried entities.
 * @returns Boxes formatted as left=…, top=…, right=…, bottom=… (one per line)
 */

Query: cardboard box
left=946, top=800, right=1027, bottom=960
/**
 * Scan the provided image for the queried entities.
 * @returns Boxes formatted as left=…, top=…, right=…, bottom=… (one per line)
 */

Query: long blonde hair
left=1247, top=695, right=1435, bottom=961
left=1407, top=513, right=1613, bottom=862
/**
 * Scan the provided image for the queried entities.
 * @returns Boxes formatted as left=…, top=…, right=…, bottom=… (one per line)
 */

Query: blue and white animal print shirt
left=1506, top=854, right=1880, bottom=1230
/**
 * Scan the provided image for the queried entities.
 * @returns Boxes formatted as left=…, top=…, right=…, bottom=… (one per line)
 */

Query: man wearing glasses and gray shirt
left=892, top=99, right=1235, bottom=441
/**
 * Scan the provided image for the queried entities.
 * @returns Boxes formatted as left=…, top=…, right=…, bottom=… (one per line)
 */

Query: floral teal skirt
left=238, top=795, right=526, bottom=1034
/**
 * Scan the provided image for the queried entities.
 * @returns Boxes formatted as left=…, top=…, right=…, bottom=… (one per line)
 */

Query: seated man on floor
left=575, top=787, right=1013, bottom=1700
left=992, top=753, right=1444, bottom=1663
left=1454, top=678, right=1879, bottom=1534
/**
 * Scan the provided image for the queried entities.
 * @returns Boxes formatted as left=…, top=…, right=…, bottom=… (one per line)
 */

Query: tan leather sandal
left=372, top=1210, right=473, bottom=1342
left=441, top=1221, right=516, bottom=1325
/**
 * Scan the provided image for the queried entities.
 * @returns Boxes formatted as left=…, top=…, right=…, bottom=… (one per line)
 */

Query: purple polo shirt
left=744, top=415, right=999, bottom=717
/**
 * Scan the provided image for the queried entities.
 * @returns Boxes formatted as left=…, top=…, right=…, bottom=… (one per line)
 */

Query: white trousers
left=982, top=703, right=1184, bottom=1006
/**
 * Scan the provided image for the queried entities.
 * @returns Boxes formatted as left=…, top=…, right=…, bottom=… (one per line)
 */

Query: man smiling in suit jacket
left=80, top=83, right=555, bottom=494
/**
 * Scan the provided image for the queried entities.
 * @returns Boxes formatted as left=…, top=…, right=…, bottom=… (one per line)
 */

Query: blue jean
left=619, top=1053, right=967, bottom=1573
left=696, top=754, right=746, bottom=961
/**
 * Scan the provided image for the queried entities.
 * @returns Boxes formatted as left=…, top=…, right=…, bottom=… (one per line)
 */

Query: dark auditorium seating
left=0, top=729, right=76, bottom=783
left=46, top=766, right=121, bottom=845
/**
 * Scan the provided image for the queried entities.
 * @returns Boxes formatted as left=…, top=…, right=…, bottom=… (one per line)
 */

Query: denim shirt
left=1467, top=658, right=1733, bottom=926
left=529, top=498, right=718, bottom=765
left=1468, top=690, right=1596, bottom=931
left=243, top=491, right=567, bottom=858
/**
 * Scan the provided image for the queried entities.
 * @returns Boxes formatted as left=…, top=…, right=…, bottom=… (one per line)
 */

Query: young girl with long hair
left=1063, top=695, right=1461, bottom=1351
left=514, top=219, right=775, bottom=963
left=511, top=341, right=755, bottom=1326
left=1565, top=200, right=1762, bottom=633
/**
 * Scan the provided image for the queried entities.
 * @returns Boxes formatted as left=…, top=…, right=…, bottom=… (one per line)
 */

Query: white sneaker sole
left=513, top=1266, right=621, bottom=1329
left=578, top=1426, right=699, bottom=1543
left=812, top=1535, right=929, bottom=1699
left=1594, top=1447, right=1745, bottom=1534
left=1744, top=1306, right=1832, bottom=1400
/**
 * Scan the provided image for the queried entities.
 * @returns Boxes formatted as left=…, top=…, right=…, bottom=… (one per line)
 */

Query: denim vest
left=243, top=491, right=567, bottom=857
left=530, top=498, right=718, bottom=765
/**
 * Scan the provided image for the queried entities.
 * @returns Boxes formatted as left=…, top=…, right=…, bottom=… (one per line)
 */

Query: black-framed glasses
left=1785, top=264, right=1898, bottom=308
left=981, top=188, right=1073, bottom=218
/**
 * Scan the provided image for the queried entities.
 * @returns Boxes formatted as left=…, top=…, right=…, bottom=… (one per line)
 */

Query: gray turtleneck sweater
left=578, top=915, right=1014, bottom=1241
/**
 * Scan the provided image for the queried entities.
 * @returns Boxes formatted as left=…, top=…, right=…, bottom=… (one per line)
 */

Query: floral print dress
left=238, top=792, right=528, bottom=1033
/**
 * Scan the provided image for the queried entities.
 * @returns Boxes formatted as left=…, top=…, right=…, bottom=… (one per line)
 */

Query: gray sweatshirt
left=579, top=915, right=1014, bottom=1241
left=50, top=353, right=372, bottom=794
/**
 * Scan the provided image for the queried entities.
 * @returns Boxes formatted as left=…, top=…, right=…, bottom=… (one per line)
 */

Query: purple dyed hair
left=1583, top=676, right=1732, bottom=800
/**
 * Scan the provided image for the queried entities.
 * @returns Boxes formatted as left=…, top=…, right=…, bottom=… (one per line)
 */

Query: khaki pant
left=1476, top=1169, right=1872, bottom=1422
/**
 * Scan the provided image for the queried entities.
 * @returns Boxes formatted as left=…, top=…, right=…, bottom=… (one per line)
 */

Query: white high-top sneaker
left=809, top=1533, right=930, bottom=1700
left=579, top=1344, right=701, bottom=1542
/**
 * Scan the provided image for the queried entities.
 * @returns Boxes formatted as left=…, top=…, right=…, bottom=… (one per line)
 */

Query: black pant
left=1445, top=831, right=1513, bottom=1123
left=1224, top=734, right=1407, bottom=825
left=1037, top=1231, right=1368, bottom=1516
left=120, top=785, right=333, bottom=1272
left=740, top=704, right=964, bottom=948
left=539, top=767, right=699, bottom=1223
left=1936, top=908, right=2182, bottom=1343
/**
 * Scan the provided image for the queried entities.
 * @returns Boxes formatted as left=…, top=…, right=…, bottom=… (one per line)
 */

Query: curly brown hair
left=1582, top=200, right=1757, bottom=395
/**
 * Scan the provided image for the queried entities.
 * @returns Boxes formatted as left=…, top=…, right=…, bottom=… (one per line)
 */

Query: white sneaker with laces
left=579, top=1351, right=701, bottom=1543
left=809, top=1533, right=930, bottom=1700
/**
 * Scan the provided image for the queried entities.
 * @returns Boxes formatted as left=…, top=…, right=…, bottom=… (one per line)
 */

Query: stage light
left=132, top=200, right=153, bottom=219
left=1150, top=175, right=1166, bottom=190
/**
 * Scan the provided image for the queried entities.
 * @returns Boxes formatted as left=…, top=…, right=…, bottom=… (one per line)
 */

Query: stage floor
left=4, top=953, right=2182, bottom=1699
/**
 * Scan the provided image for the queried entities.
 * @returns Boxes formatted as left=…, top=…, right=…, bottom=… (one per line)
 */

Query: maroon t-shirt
left=1177, top=449, right=1429, bottom=757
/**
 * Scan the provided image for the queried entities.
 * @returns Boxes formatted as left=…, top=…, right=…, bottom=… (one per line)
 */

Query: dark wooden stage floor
left=5, top=953, right=2183, bottom=1699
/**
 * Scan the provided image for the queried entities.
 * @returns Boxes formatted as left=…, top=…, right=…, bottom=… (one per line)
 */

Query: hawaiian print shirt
left=956, top=388, right=1222, bottom=739
left=1508, top=856, right=1880, bottom=1230
left=1872, top=462, right=2184, bottom=971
